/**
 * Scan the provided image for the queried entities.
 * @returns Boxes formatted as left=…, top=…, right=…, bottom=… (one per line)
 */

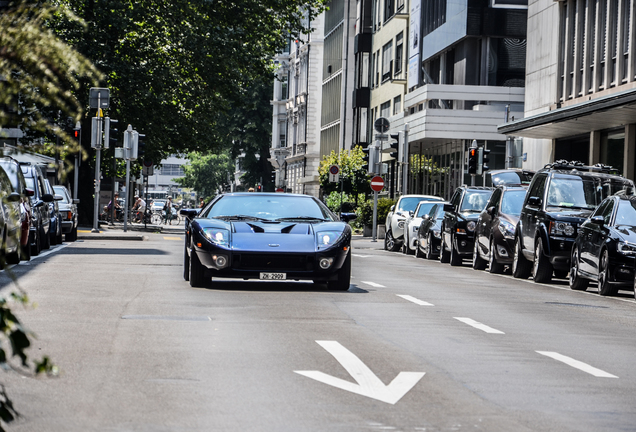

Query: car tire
left=30, top=229, right=40, bottom=257
left=426, top=234, right=436, bottom=260
left=512, top=236, right=532, bottom=279
left=183, top=246, right=190, bottom=281
left=569, top=247, right=588, bottom=291
left=56, top=224, right=63, bottom=244
left=472, top=239, right=487, bottom=270
left=189, top=247, right=207, bottom=288
left=6, top=239, right=20, bottom=265
left=50, top=223, right=58, bottom=246
left=488, top=240, right=505, bottom=274
left=449, top=236, right=462, bottom=266
left=439, top=237, right=450, bottom=263
left=151, top=214, right=162, bottom=225
left=66, top=227, right=77, bottom=242
left=41, top=226, right=50, bottom=250
left=406, top=239, right=415, bottom=256
left=384, top=229, right=399, bottom=252
left=533, top=238, right=553, bottom=283
left=328, top=252, right=351, bottom=291
left=597, top=249, right=617, bottom=296
left=415, top=240, right=424, bottom=258
left=21, top=239, right=30, bottom=262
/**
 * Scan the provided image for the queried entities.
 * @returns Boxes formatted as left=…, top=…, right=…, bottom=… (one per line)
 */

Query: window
left=375, top=50, right=380, bottom=85
left=384, top=0, right=395, bottom=22
left=160, top=164, right=185, bottom=176
left=382, top=42, right=393, bottom=82
left=371, top=52, right=376, bottom=87
left=393, top=95, right=401, bottom=115
left=397, top=0, right=405, bottom=11
left=380, top=101, right=391, bottom=118
left=395, top=32, right=403, bottom=75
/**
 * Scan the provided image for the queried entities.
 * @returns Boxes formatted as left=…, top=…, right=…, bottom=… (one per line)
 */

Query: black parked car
left=512, top=161, right=635, bottom=283
left=180, top=193, right=355, bottom=289
left=44, top=179, right=63, bottom=245
left=19, top=162, right=53, bottom=255
left=415, top=202, right=447, bottom=260
left=473, top=185, right=528, bottom=273
left=569, top=195, right=636, bottom=296
left=486, top=168, right=534, bottom=187
left=440, top=186, right=494, bottom=266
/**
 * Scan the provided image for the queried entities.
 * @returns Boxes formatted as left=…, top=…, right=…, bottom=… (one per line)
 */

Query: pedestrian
left=132, top=195, right=146, bottom=222
left=107, top=192, right=122, bottom=221
left=164, top=196, right=173, bottom=225
left=199, top=197, right=205, bottom=208
left=248, top=187, right=255, bottom=192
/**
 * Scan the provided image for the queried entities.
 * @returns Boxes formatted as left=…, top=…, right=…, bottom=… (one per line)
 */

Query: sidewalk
left=77, top=221, right=185, bottom=241
left=351, top=234, right=384, bottom=250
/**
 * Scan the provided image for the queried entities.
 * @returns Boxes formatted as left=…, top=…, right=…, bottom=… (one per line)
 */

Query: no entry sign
left=370, top=176, right=384, bottom=192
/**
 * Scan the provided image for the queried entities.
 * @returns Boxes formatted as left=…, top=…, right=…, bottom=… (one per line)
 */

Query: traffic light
left=389, top=133, right=400, bottom=160
left=137, top=134, right=146, bottom=160
left=362, top=145, right=377, bottom=174
left=257, top=183, right=262, bottom=192
left=104, top=118, right=118, bottom=149
left=478, top=147, right=491, bottom=174
left=468, top=147, right=478, bottom=174
left=72, top=128, right=80, bottom=143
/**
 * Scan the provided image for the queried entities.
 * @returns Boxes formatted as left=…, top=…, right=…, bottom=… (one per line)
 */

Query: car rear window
left=459, top=191, right=492, bottom=212
left=416, top=202, right=438, bottom=217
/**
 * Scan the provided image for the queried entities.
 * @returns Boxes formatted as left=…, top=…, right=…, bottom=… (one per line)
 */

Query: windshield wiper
left=212, top=215, right=270, bottom=222
left=275, top=216, right=329, bottom=222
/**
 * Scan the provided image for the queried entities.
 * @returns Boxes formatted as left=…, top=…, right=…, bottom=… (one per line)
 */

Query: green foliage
left=318, top=147, right=369, bottom=198
left=377, top=198, right=396, bottom=225
left=355, top=197, right=396, bottom=227
left=324, top=191, right=362, bottom=213
left=175, top=151, right=234, bottom=198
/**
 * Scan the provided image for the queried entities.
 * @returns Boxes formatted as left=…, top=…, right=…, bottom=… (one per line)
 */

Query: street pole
left=372, top=190, right=378, bottom=242
left=123, top=125, right=133, bottom=232
left=91, top=97, right=103, bottom=233
left=403, top=124, right=409, bottom=195
left=73, top=121, right=81, bottom=201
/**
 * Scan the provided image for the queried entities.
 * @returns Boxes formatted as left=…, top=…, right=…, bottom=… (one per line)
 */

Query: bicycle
left=158, top=211, right=182, bottom=225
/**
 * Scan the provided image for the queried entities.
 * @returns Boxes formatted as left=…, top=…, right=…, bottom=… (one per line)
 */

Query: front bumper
left=547, top=237, right=576, bottom=270
left=608, top=253, right=636, bottom=285
left=454, top=232, right=475, bottom=256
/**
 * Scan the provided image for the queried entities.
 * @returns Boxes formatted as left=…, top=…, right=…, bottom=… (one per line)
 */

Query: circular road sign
left=374, top=117, right=390, bottom=133
left=370, top=175, right=385, bottom=192
left=143, top=159, right=153, bottom=167
left=329, top=164, right=340, bottom=175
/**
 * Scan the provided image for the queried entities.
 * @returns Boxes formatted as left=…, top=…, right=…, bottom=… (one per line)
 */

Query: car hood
left=460, top=212, right=482, bottom=221
left=545, top=208, right=593, bottom=220
left=499, top=213, right=520, bottom=225
left=615, top=225, right=636, bottom=243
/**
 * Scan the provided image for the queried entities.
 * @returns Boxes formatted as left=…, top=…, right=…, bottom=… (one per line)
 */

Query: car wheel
left=6, top=238, right=20, bottom=265
left=512, top=236, right=531, bottom=279
left=488, top=240, right=505, bottom=274
left=569, top=247, right=588, bottom=291
left=328, top=252, right=351, bottom=291
left=426, top=234, right=436, bottom=260
left=597, top=249, right=617, bottom=296
left=151, top=214, right=162, bottom=225
left=472, top=239, right=487, bottom=270
left=415, top=239, right=424, bottom=258
left=189, top=247, right=207, bottom=288
left=56, top=224, right=63, bottom=244
left=183, top=246, right=190, bottom=281
left=406, top=237, right=415, bottom=256
left=533, top=238, right=553, bottom=283
left=50, top=223, right=58, bottom=246
left=384, top=230, right=399, bottom=252
left=66, top=227, right=77, bottom=242
left=21, top=238, right=30, bottom=262
left=30, top=229, right=40, bottom=257
left=449, top=236, right=462, bottom=266
left=42, top=226, right=50, bottom=250
left=439, top=236, right=450, bottom=263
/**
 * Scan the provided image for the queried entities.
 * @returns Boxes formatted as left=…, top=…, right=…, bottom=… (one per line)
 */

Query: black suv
left=440, top=186, right=494, bottom=266
left=512, top=161, right=635, bottom=283
left=19, top=162, right=53, bottom=255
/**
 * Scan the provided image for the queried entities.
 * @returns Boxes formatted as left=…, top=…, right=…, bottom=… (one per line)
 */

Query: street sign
left=275, top=188, right=284, bottom=193
left=329, top=164, right=340, bottom=183
left=374, top=117, right=390, bottom=133
left=89, top=87, right=110, bottom=109
left=143, top=159, right=153, bottom=168
left=142, top=165, right=154, bottom=176
left=370, top=175, right=384, bottom=192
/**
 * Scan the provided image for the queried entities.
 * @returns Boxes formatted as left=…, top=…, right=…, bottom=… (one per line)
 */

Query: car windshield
left=547, top=178, right=600, bottom=209
left=500, top=190, right=527, bottom=216
left=202, top=195, right=336, bottom=222
left=459, top=191, right=492, bottom=212
left=416, top=202, right=438, bottom=217
left=613, top=200, right=636, bottom=227
left=398, top=197, right=435, bottom=212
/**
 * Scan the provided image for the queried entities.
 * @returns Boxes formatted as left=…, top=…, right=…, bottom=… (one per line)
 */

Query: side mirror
left=42, top=193, right=54, bottom=203
left=54, top=194, right=64, bottom=201
left=527, top=196, right=542, bottom=207
left=409, top=211, right=414, bottom=217
left=443, top=203, right=454, bottom=212
left=34, top=200, right=44, bottom=208
left=24, top=188, right=35, bottom=197
left=422, top=214, right=430, bottom=220
left=180, top=208, right=199, bottom=219
left=487, top=206, right=496, bottom=216
left=7, top=192, right=21, bottom=203
left=73, top=199, right=80, bottom=204
left=591, top=215, right=605, bottom=225
left=340, top=212, right=358, bottom=223
left=390, top=205, right=395, bottom=212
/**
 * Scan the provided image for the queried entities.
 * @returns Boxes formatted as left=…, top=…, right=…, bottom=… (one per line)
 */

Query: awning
left=497, top=87, right=636, bottom=139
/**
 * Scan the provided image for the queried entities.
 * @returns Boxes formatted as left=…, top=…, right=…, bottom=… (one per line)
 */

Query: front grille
left=232, top=253, right=314, bottom=271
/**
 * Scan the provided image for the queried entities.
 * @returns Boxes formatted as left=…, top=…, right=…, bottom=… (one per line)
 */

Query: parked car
left=440, top=186, right=494, bottom=266
left=486, top=168, right=535, bottom=187
left=569, top=194, right=636, bottom=296
left=0, top=166, right=24, bottom=264
left=403, top=199, right=447, bottom=255
left=19, top=162, right=53, bottom=255
left=53, top=185, right=79, bottom=242
left=415, top=202, right=448, bottom=260
left=151, top=199, right=166, bottom=213
left=384, top=194, right=443, bottom=251
left=44, top=179, right=63, bottom=245
left=512, top=161, right=635, bottom=283
left=180, top=193, right=355, bottom=289
left=473, top=185, right=528, bottom=273
left=0, top=157, right=34, bottom=261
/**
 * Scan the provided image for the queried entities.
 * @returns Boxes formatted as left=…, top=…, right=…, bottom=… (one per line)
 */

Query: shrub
left=355, top=197, right=396, bottom=226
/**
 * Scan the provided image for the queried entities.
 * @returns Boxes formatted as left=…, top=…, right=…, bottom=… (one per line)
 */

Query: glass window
left=393, top=96, right=402, bottom=115
left=546, top=178, right=600, bottom=209
left=614, top=199, right=636, bottom=226
left=202, top=195, right=335, bottom=221
left=380, top=101, right=391, bottom=118
left=459, top=190, right=492, bottom=212
left=500, top=190, right=527, bottom=216
left=397, top=197, right=431, bottom=212
left=487, top=188, right=502, bottom=210
left=382, top=42, right=393, bottom=81
left=527, top=175, right=546, bottom=201
left=600, top=199, right=615, bottom=224
left=416, top=202, right=438, bottom=217
left=395, top=32, right=403, bottom=74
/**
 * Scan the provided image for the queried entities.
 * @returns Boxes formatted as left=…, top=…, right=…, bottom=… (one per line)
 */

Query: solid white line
left=454, top=317, right=505, bottom=334
left=361, top=281, right=385, bottom=288
left=352, top=254, right=370, bottom=258
left=536, top=351, right=618, bottom=378
left=397, top=295, right=434, bottom=306
left=25, top=242, right=70, bottom=262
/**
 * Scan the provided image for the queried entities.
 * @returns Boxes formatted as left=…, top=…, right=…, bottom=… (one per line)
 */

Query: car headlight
left=466, top=221, right=476, bottom=232
left=201, top=227, right=230, bottom=247
left=316, top=230, right=344, bottom=250
left=397, top=219, right=405, bottom=229
left=433, top=230, right=441, bottom=238
left=617, top=241, right=636, bottom=255
left=549, top=221, right=576, bottom=236
left=498, top=220, right=516, bottom=239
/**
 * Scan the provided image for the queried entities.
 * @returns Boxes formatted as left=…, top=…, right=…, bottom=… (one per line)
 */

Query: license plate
left=260, top=272, right=286, bottom=280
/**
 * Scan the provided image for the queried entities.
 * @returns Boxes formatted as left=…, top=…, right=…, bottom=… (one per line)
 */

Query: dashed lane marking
left=397, top=294, right=434, bottom=306
left=352, top=254, right=370, bottom=258
left=361, top=281, right=385, bottom=288
left=536, top=351, right=618, bottom=378
left=163, top=236, right=182, bottom=241
left=454, top=317, right=505, bottom=334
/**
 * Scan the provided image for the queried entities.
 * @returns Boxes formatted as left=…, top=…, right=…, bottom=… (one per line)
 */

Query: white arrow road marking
left=361, top=281, right=385, bottom=288
left=295, top=340, right=425, bottom=405
left=536, top=351, right=618, bottom=378
left=454, top=317, right=505, bottom=334
left=397, top=295, right=434, bottom=306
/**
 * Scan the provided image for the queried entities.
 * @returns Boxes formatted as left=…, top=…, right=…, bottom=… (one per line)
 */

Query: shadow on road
left=195, top=280, right=370, bottom=293
left=56, top=247, right=168, bottom=256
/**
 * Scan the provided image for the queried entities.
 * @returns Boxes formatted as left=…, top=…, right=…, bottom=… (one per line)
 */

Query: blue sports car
left=180, top=193, right=355, bottom=290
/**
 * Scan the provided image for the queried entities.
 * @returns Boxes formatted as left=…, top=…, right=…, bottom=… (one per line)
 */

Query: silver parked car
left=53, top=185, right=79, bottom=242
left=384, top=194, right=443, bottom=251
left=403, top=199, right=446, bottom=255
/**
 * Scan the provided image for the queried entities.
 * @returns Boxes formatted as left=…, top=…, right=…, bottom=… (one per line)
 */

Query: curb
left=77, top=234, right=147, bottom=241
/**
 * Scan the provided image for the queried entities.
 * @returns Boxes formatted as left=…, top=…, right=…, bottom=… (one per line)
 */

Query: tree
left=318, top=147, right=370, bottom=201
left=175, top=151, right=234, bottom=199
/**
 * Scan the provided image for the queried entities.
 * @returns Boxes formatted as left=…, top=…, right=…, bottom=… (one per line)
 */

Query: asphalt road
left=1, top=234, right=636, bottom=432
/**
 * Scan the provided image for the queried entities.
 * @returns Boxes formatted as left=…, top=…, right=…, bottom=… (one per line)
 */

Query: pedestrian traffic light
left=72, top=127, right=80, bottom=143
left=257, top=183, right=262, bottom=192
left=137, top=134, right=146, bottom=159
left=389, top=133, right=400, bottom=160
left=478, top=147, right=491, bottom=174
left=468, top=147, right=478, bottom=175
